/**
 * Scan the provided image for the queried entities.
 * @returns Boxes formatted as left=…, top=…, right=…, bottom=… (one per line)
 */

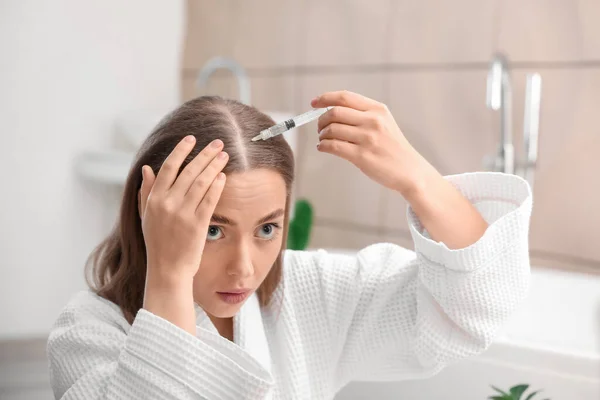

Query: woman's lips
left=216, top=290, right=251, bottom=304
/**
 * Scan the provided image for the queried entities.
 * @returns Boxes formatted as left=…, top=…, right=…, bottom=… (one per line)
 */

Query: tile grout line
left=314, top=217, right=600, bottom=269
left=182, top=59, right=600, bottom=79
left=313, top=217, right=412, bottom=238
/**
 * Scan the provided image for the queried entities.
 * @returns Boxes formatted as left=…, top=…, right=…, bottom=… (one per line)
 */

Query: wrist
left=144, top=269, right=195, bottom=309
left=398, top=154, right=443, bottom=205
left=146, top=266, right=194, bottom=290
left=143, top=269, right=197, bottom=335
left=146, top=257, right=198, bottom=284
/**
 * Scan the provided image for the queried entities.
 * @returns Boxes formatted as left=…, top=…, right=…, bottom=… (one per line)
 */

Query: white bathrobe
left=47, top=172, right=532, bottom=400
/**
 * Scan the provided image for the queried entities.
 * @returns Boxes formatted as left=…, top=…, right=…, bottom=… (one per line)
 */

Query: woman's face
left=193, top=168, right=287, bottom=319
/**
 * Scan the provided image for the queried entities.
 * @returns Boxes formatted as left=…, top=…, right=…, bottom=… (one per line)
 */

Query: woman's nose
left=226, top=244, right=254, bottom=278
left=226, top=260, right=254, bottom=278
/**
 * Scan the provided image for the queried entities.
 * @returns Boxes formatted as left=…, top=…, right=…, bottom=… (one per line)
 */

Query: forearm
left=143, top=270, right=197, bottom=336
left=402, top=158, right=488, bottom=250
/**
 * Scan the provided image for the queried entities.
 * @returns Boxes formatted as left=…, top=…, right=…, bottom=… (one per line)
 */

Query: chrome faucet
left=196, top=57, right=252, bottom=105
left=484, top=53, right=541, bottom=188
left=486, top=53, right=515, bottom=174
left=521, top=73, right=542, bottom=187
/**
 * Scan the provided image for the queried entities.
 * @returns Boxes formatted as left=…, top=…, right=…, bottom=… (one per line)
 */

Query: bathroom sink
left=78, top=109, right=298, bottom=186
left=81, top=58, right=302, bottom=187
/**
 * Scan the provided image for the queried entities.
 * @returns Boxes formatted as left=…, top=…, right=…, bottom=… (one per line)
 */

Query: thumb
left=139, top=165, right=156, bottom=218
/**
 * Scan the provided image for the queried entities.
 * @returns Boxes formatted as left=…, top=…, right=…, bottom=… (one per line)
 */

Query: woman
left=47, top=91, right=532, bottom=399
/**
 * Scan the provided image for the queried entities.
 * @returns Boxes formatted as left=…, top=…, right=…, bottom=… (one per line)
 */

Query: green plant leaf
left=488, top=396, right=509, bottom=400
left=286, top=199, right=313, bottom=250
left=510, top=384, right=530, bottom=399
left=491, top=386, right=511, bottom=396
left=524, top=390, right=541, bottom=400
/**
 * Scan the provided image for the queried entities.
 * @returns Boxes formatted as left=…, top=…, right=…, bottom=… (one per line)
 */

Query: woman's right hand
left=140, top=136, right=228, bottom=279
left=139, top=136, right=228, bottom=333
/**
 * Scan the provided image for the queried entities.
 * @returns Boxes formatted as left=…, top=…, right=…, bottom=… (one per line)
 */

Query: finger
left=311, top=90, right=382, bottom=112
left=195, top=173, right=226, bottom=219
left=139, top=165, right=156, bottom=217
left=318, top=123, right=363, bottom=144
left=317, top=106, right=364, bottom=132
left=169, top=139, right=225, bottom=196
left=317, top=139, right=360, bottom=163
left=153, top=135, right=197, bottom=193
left=183, top=153, right=228, bottom=212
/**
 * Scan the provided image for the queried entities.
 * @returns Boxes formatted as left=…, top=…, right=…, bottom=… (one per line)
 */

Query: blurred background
left=1, top=1, right=599, bottom=399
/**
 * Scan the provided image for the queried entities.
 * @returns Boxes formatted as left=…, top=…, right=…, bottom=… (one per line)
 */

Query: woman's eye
left=257, top=223, right=278, bottom=240
left=207, top=226, right=223, bottom=241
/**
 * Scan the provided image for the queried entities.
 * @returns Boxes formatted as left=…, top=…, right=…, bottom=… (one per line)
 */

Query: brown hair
left=86, top=96, right=294, bottom=324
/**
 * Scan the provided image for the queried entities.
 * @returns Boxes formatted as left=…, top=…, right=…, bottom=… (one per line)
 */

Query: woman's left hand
left=312, top=90, right=438, bottom=198
left=313, top=90, right=489, bottom=249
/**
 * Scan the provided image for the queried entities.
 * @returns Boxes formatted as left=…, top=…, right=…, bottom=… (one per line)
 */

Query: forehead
left=215, top=169, right=287, bottom=220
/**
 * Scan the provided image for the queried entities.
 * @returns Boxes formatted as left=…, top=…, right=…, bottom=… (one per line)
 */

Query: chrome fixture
left=485, top=53, right=541, bottom=188
left=486, top=53, right=514, bottom=175
left=521, top=73, right=542, bottom=187
left=196, top=57, right=251, bottom=104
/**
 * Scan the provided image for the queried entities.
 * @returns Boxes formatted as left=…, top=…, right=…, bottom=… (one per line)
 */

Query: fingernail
left=218, top=151, right=228, bottom=160
left=316, top=142, right=320, bottom=150
left=212, top=139, right=223, bottom=148
left=311, top=96, right=319, bottom=104
left=217, top=172, right=226, bottom=180
left=185, top=135, right=195, bottom=142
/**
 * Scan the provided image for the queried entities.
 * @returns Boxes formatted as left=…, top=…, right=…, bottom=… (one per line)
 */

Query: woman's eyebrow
left=256, top=209, right=285, bottom=225
left=210, top=209, right=285, bottom=226
left=211, top=214, right=234, bottom=225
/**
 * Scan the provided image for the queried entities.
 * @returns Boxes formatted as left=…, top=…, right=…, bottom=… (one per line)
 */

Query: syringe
left=251, top=107, right=333, bottom=141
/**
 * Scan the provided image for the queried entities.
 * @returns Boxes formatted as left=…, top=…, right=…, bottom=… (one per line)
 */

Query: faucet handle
left=522, top=73, right=542, bottom=187
left=486, top=56, right=505, bottom=110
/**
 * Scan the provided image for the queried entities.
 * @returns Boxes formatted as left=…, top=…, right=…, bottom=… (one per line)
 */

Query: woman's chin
left=208, top=306, right=240, bottom=319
